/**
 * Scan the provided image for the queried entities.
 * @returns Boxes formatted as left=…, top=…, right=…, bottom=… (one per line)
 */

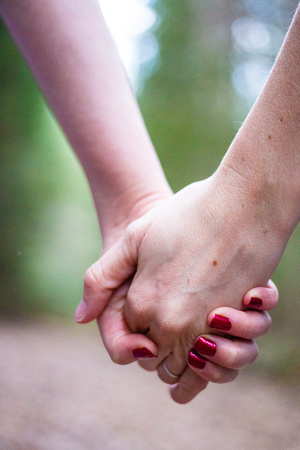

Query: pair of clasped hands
left=74, top=178, right=279, bottom=404
left=1, top=0, right=297, bottom=406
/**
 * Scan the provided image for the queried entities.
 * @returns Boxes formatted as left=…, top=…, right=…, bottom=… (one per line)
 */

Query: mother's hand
left=97, top=280, right=278, bottom=403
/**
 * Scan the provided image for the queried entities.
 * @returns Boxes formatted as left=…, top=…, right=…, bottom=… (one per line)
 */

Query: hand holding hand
left=96, top=279, right=278, bottom=403
left=75, top=173, right=284, bottom=402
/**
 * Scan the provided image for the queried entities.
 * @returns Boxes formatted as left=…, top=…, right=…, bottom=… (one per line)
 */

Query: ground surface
left=0, top=318, right=299, bottom=450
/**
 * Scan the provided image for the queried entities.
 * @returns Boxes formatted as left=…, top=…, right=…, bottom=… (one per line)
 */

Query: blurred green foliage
left=0, top=1, right=299, bottom=375
left=140, top=0, right=236, bottom=190
left=0, top=21, right=100, bottom=317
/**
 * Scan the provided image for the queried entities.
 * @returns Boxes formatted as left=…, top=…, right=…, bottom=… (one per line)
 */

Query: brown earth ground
left=0, top=318, right=299, bottom=450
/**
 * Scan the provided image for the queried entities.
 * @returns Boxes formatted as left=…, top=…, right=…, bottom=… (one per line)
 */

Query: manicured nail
left=194, top=336, right=217, bottom=357
left=133, top=348, right=156, bottom=359
left=210, top=314, right=231, bottom=331
left=74, top=300, right=87, bottom=322
left=248, top=297, right=263, bottom=308
left=188, top=350, right=206, bottom=369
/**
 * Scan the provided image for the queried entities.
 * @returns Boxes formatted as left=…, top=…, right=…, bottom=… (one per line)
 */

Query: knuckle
left=210, top=368, right=238, bottom=384
left=126, top=289, right=153, bottom=331
left=155, top=314, right=187, bottom=341
left=125, top=220, right=139, bottom=238
left=127, top=291, right=149, bottom=317
left=84, top=265, right=99, bottom=291
left=155, top=302, right=190, bottom=338
left=226, top=341, right=259, bottom=369
left=244, top=311, right=272, bottom=339
left=225, top=347, right=240, bottom=369
left=83, top=260, right=107, bottom=292
left=125, top=219, right=144, bottom=247
left=209, top=367, right=224, bottom=383
left=251, top=311, right=272, bottom=338
left=157, top=317, right=178, bottom=337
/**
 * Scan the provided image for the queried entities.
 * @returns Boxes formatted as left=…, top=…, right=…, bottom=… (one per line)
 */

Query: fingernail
left=194, top=336, right=217, bottom=357
left=210, top=314, right=231, bottom=331
left=248, top=297, right=263, bottom=308
left=74, top=300, right=87, bottom=322
left=133, top=348, right=156, bottom=359
left=188, top=350, right=206, bottom=369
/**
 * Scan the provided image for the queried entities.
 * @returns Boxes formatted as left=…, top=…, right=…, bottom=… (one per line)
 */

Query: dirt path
left=0, top=318, right=299, bottom=450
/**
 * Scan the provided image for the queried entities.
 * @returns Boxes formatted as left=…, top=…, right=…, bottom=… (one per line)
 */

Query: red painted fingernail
left=194, top=336, right=217, bottom=357
left=248, top=297, right=263, bottom=308
left=133, top=348, right=156, bottom=359
left=210, top=314, right=231, bottom=331
left=188, top=350, right=207, bottom=369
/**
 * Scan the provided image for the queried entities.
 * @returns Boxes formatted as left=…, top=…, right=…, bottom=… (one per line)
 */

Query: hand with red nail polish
left=77, top=175, right=283, bottom=404
left=97, top=276, right=278, bottom=395
left=177, top=286, right=277, bottom=398
left=5, top=0, right=298, bottom=408
left=79, top=176, right=283, bottom=405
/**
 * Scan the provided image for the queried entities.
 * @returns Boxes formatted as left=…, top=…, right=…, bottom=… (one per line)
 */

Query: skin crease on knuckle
left=241, top=310, right=272, bottom=339
left=224, top=341, right=258, bottom=369
left=125, top=288, right=153, bottom=334
left=208, top=367, right=238, bottom=384
left=149, top=304, right=197, bottom=353
left=126, top=289, right=195, bottom=365
left=125, top=215, right=151, bottom=251
left=83, top=264, right=100, bottom=292
left=84, top=258, right=113, bottom=293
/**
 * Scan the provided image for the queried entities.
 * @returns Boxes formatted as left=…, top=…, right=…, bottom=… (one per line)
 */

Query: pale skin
left=0, top=0, right=292, bottom=403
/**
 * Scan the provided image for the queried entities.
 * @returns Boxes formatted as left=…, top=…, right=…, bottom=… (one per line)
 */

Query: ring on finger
left=162, top=360, right=180, bottom=382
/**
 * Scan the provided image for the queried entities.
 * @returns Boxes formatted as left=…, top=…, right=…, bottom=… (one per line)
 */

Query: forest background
left=1, top=0, right=299, bottom=379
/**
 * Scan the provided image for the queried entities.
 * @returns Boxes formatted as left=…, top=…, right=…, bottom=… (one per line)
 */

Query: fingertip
left=169, top=384, right=188, bottom=404
left=110, top=334, right=158, bottom=365
left=75, top=299, right=100, bottom=324
left=169, top=377, right=208, bottom=404
left=267, top=279, right=279, bottom=297
left=247, top=297, right=263, bottom=309
left=206, top=310, right=214, bottom=328
left=74, top=300, right=88, bottom=323
left=243, top=280, right=279, bottom=311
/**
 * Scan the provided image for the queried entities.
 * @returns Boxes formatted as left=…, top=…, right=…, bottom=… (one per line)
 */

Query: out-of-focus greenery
left=0, top=1, right=299, bottom=376
left=0, top=21, right=100, bottom=318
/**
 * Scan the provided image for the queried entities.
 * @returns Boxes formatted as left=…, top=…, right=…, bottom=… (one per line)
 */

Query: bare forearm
left=0, top=0, right=171, bottom=243
left=217, top=6, right=300, bottom=238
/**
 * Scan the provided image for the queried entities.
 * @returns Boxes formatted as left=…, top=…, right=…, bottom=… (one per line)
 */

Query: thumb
left=97, top=281, right=158, bottom=364
left=75, top=230, right=138, bottom=324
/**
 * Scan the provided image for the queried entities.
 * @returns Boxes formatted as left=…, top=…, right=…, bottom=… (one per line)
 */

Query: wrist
left=93, top=181, right=172, bottom=251
left=216, top=134, right=299, bottom=241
